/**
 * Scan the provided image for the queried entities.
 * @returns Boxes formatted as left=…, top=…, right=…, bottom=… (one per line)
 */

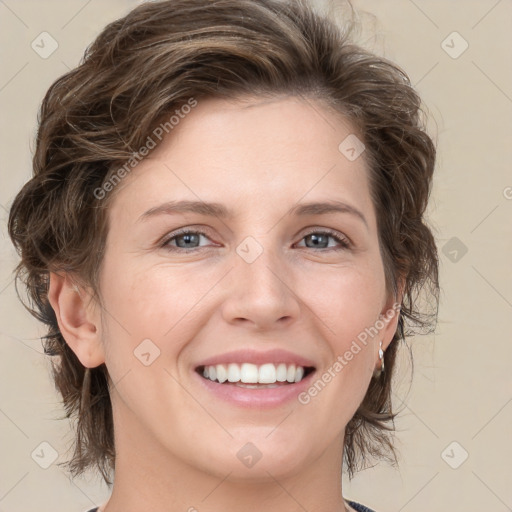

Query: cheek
left=302, top=261, right=386, bottom=345
left=101, top=254, right=200, bottom=334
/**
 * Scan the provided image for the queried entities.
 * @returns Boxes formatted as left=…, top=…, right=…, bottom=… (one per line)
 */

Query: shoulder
left=346, top=499, right=378, bottom=512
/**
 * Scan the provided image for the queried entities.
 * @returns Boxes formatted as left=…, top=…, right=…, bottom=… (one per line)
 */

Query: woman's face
left=95, top=95, right=399, bottom=480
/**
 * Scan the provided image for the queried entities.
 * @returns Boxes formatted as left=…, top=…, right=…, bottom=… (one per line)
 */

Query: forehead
left=107, top=95, right=374, bottom=226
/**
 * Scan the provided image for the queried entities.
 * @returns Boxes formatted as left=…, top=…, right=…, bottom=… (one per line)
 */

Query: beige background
left=1, top=1, right=511, bottom=511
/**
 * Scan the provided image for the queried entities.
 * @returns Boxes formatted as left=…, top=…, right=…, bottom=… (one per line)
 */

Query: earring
left=373, top=340, right=385, bottom=378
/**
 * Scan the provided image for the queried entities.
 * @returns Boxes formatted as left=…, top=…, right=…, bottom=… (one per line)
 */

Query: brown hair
left=8, top=0, right=439, bottom=485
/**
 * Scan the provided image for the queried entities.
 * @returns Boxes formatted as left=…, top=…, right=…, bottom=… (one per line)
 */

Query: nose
left=220, top=243, right=301, bottom=331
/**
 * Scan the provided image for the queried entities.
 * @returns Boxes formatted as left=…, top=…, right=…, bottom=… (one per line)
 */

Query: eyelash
left=160, top=228, right=351, bottom=252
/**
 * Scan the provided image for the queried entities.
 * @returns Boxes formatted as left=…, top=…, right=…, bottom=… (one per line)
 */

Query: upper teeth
left=202, top=363, right=306, bottom=384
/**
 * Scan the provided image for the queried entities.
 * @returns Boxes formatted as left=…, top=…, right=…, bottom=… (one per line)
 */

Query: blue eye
left=296, top=231, right=350, bottom=250
left=161, top=228, right=350, bottom=252
left=162, top=229, right=211, bottom=250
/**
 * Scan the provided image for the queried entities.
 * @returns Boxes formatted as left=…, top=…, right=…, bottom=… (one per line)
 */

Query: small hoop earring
left=373, top=340, right=385, bottom=378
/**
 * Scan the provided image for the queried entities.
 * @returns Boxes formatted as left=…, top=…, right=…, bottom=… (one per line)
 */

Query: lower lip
left=193, top=370, right=316, bottom=408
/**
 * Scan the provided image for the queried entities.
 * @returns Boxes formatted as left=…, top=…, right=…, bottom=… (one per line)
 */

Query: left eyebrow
left=290, top=201, right=368, bottom=229
left=138, top=199, right=368, bottom=229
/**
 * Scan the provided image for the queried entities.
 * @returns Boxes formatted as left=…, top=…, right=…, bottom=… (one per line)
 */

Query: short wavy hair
left=8, top=0, right=439, bottom=485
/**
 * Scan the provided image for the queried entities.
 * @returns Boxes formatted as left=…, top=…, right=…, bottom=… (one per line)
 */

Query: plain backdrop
left=0, top=1, right=511, bottom=511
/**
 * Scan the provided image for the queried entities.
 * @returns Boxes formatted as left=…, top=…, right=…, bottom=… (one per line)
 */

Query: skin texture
left=49, top=95, right=401, bottom=512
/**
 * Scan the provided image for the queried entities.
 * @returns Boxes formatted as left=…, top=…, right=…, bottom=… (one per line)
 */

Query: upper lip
left=195, top=349, right=316, bottom=369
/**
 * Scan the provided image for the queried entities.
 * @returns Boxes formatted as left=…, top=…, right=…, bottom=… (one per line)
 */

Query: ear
left=48, top=272, right=105, bottom=368
left=378, top=274, right=405, bottom=351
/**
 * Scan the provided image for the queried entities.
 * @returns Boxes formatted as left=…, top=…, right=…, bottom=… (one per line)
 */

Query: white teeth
left=227, top=363, right=240, bottom=382
left=258, top=363, right=276, bottom=384
left=286, top=364, right=296, bottom=383
left=216, top=364, right=228, bottom=383
left=240, top=363, right=258, bottom=383
left=201, top=362, right=309, bottom=384
left=276, top=363, right=288, bottom=382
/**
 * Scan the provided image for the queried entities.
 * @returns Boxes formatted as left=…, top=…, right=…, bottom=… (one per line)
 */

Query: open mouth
left=196, top=363, right=315, bottom=388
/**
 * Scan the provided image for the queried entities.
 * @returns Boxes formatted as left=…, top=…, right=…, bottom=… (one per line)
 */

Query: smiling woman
left=7, top=1, right=439, bottom=512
